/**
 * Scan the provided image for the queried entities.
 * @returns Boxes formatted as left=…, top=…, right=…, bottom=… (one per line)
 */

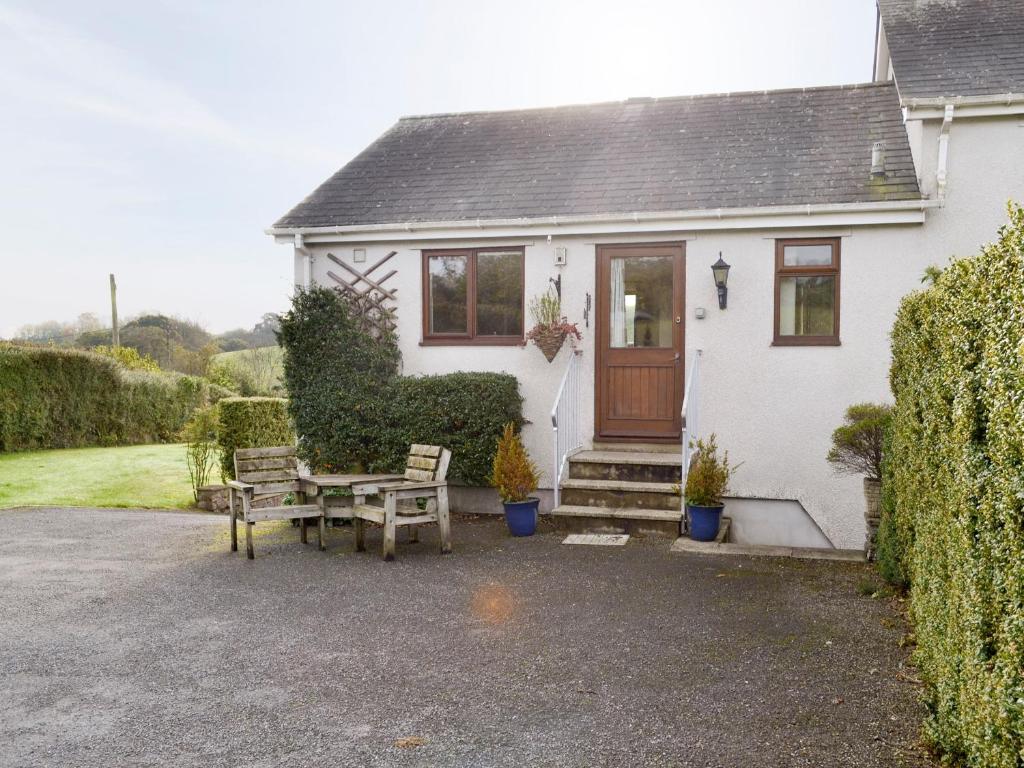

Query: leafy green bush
left=216, top=397, right=294, bottom=479
left=0, top=343, right=230, bottom=451
left=90, top=345, right=161, bottom=372
left=826, top=403, right=891, bottom=480
left=886, top=203, right=1024, bottom=766
left=183, top=405, right=220, bottom=500
left=278, top=287, right=522, bottom=484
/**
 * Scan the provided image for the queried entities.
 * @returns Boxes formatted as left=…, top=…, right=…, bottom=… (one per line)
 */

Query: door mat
left=562, top=534, right=630, bottom=546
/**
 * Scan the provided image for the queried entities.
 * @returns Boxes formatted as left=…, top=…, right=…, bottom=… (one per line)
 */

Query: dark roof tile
left=275, top=82, right=920, bottom=228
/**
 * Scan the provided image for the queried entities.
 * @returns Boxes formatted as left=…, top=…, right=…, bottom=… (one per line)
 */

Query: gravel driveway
left=0, top=507, right=932, bottom=767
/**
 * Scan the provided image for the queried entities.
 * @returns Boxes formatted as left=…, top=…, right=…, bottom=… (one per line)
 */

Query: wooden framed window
left=421, top=247, right=525, bottom=345
left=773, top=238, right=841, bottom=346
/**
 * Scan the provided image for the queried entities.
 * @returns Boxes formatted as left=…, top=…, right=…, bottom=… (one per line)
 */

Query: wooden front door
left=596, top=243, right=685, bottom=441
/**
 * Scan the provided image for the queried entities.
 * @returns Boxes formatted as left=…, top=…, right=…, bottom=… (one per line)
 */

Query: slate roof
left=274, top=82, right=921, bottom=229
left=879, top=0, right=1024, bottom=101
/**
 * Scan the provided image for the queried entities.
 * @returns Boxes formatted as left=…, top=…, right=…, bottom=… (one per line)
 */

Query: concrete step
left=559, top=478, right=681, bottom=511
left=551, top=504, right=682, bottom=522
left=550, top=504, right=682, bottom=537
left=569, top=450, right=682, bottom=483
left=591, top=441, right=679, bottom=454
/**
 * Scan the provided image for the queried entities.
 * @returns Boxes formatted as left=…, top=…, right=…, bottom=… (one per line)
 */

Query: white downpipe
left=936, top=104, right=954, bottom=200
left=551, top=351, right=584, bottom=509
left=294, top=233, right=313, bottom=290
left=680, top=349, right=703, bottom=530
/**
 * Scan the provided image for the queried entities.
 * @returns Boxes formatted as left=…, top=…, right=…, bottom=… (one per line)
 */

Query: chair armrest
left=375, top=480, right=448, bottom=492
left=226, top=480, right=254, bottom=494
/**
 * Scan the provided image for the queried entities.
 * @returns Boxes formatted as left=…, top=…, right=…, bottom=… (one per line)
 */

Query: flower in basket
left=526, top=288, right=583, bottom=363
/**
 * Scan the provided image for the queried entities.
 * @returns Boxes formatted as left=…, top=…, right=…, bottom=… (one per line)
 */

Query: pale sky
left=0, top=0, right=878, bottom=338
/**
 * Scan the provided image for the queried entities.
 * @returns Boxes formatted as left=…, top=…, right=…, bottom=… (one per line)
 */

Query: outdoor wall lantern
left=711, top=253, right=731, bottom=309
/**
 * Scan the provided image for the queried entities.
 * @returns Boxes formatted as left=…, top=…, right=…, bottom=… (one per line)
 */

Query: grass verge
left=0, top=443, right=196, bottom=509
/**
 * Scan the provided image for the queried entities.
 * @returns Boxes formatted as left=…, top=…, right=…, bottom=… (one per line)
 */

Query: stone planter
left=863, top=477, right=882, bottom=560
left=531, top=327, right=567, bottom=362
left=196, top=484, right=286, bottom=514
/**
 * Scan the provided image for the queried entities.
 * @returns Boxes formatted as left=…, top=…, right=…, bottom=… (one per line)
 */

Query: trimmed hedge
left=0, top=344, right=231, bottom=452
left=216, top=397, right=294, bottom=479
left=278, top=287, right=523, bottom=484
left=885, top=204, right=1024, bottom=766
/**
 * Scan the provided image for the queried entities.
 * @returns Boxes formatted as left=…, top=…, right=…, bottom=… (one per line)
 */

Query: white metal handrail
left=680, top=349, right=703, bottom=506
left=551, top=350, right=584, bottom=508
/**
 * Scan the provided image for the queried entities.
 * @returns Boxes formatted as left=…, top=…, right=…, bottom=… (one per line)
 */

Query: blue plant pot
left=503, top=498, right=539, bottom=536
left=687, top=504, right=724, bottom=542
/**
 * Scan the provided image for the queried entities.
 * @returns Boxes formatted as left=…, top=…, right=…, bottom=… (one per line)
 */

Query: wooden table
left=300, top=474, right=405, bottom=521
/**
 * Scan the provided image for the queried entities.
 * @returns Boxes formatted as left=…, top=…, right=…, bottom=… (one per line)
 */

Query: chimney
left=871, top=141, right=886, bottom=177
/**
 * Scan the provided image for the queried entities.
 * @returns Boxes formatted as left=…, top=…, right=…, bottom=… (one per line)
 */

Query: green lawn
left=0, top=443, right=196, bottom=510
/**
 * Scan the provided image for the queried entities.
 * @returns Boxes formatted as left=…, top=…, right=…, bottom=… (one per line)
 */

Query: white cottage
left=269, top=0, right=1024, bottom=550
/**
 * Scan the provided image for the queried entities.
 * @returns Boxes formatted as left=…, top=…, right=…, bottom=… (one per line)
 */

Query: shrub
left=826, top=403, right=891, bottom=480
left=491, top=423, right=539, bottom=502
left=0, top=343, right=228, bottom=451
left=683, top=434, right=732, bottom=507
left=216, top=397, right=294, bottom=479
left=183, top=405, right=219, bottom=501
left=886, top=203, right=1024, bottom=766
left=278, top=287, right=522, bottom=484
left=90, top=345, right=161, bottom=372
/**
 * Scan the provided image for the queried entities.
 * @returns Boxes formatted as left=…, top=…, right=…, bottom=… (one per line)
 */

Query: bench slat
left=245, top=504, right=321, bottom=523
left=237, top=457, right=296, bottom=471
left=238, top=469, right=299, bottom=483
left=407, top=456, right=438, bottom=471
left=404, top=467, right=434, bottom=482
left=235, top=446, right=296, bottom=460
left=410, top=444, right=442, bottom=457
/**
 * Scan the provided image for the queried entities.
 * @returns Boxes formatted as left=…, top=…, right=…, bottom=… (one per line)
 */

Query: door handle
left=674, top=353, right=681, bottom=362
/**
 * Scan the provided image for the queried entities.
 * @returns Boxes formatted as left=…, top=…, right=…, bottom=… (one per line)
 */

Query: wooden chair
left=227, top=446, right=324, bottom=560
left=350, top=445, right=452, bottom=561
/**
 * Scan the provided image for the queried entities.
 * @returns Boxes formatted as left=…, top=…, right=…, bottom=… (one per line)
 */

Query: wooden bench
left=350, top=444, right=452, bottom=561
left=227, top=445, right=324, bottom=560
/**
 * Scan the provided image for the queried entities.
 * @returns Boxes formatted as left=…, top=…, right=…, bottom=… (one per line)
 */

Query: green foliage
left=826, top=403, right=891, bottom=480
left=182, top=406, right=219, bottom=501
left=208, top=346, right=283, bottom=396
left=875, top=425, right=910, bottom=588
left=491, top=423, right=539, bottom=502
left=216, top=397, right=294, bottom=479
left=278, top=287, right=523, bottom=485
left=90, top=344, right=161, bottom=372
left=0, top=343, right=229, bottom=452
left=684, top=434, right=732, bottom=507
left=528, top=287, right=562, bottom=327
left=886, top=203, right=1024, bottom=766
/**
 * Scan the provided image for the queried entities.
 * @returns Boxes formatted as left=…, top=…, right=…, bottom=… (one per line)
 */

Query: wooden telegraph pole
left=109, top=274, right=120, bottom=348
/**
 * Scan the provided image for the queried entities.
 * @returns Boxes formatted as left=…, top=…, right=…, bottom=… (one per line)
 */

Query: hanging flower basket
left=527, top=321, right=582, bottom=363
left=532, top=326, right=567, bottom=362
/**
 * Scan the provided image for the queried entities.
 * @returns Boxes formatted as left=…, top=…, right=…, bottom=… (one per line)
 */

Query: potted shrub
left=827, top=403, right=891, bottom=558
left=491, top=423, right=541, bottom=536
left=684, top=434, right=733, bottom=541
left=525, top=288, right=582, bottom=363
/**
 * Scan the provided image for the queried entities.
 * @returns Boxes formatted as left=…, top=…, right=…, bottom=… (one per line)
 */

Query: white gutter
left=294, top=233, right=313, bottom=289
left=267, top=199, right=939, bottom=243
left=936, top=104, right=954, bottom=200
left=904, top=92, right=1024, bottom=119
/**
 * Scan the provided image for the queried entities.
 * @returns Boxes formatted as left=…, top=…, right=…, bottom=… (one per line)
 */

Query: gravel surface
left=0, top=507, right=933, bottom=767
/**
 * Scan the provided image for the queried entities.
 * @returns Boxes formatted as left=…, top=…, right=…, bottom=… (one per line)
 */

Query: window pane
left=476, top=251, right=523, bottom=336
left=779, top=275, right=835, bottom=336
left=428, top=255, right=468, bottom=334
left=609, top=255, right=673, bottom=348
left=783, top=244, right=833, bottom=267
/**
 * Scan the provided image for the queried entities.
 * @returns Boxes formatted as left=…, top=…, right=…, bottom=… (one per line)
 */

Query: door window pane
left=783, top=244, right=833, bottom=267
left=778, top=275, right=835, bottom=336
left=610, top=255, right=673, bottom=348
left=428, top=255, right=468, bottom=334
left=476, top=251, right=523, bottom=336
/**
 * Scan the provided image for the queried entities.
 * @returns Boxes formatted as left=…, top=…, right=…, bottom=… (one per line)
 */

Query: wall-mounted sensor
left=694, top=307, right=706, bottom=319
left=353, top=248, right=366, bottom=263
left=554, top=246, right=567, bottom=266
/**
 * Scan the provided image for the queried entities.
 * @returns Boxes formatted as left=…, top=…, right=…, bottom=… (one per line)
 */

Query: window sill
left=771, top=337, right=841, bottom=347
left=420, top=338, right=526, bottom=347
